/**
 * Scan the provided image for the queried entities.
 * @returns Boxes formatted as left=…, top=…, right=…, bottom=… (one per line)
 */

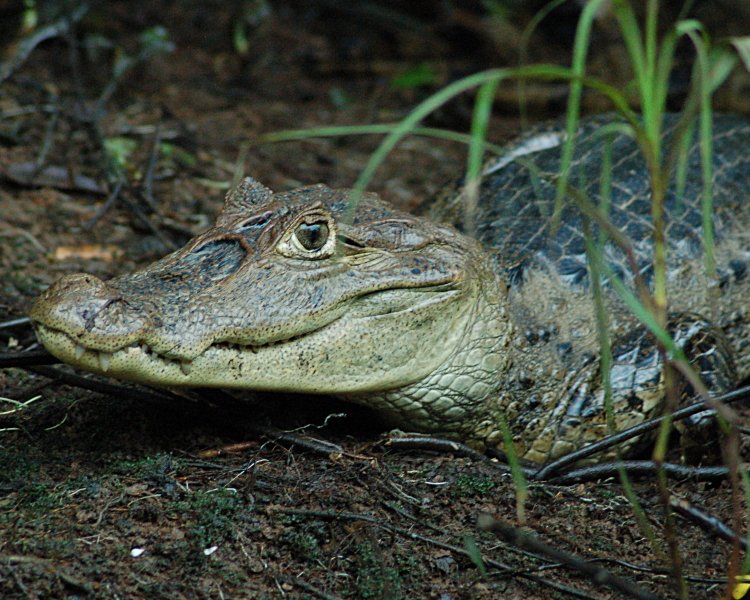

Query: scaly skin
left=31, top=115, right=750, bottom=462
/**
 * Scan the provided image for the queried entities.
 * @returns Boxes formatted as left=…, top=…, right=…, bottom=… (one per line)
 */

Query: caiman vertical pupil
left=296, top=221, right=329, bottom=250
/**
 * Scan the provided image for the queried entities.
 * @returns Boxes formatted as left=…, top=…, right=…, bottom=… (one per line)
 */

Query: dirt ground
left=2, top=2, right=750, bottom=598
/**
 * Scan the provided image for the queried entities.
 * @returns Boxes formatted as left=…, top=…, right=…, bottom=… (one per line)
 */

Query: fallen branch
left=0, top=5, right=88, bottom=84
left=671, top=497, right=748, bottom=550
left=549, top=460, right=733, bottom=485
left=477, top=514, right=659, bottom=600
left=534, top=383, right=750, bottom=480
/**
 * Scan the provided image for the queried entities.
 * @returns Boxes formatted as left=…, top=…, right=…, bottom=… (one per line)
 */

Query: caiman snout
left=30, top=273, right=150, bottom=354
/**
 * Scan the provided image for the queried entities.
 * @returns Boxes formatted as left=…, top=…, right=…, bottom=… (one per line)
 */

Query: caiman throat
left=31, top=114, right=750, bottom=463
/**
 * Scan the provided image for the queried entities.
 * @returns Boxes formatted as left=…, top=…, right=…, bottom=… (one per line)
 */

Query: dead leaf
left=52, top=244, right=123, bottom=262
left=3, top=162, right=105, bottom=194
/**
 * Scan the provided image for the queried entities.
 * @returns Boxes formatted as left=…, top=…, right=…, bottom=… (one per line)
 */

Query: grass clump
left=351, top=539, right=405, bottom=600
left=176, top=488, right=251, bottom=549
left=279, top=515, right=328, bottom=562
left=453, top=473, right=496, bottom=498
left=280, top=530, right=321, bottom=562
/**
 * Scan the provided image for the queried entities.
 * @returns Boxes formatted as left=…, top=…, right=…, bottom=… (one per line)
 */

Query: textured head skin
left=31, top=178, right=497, bottom=396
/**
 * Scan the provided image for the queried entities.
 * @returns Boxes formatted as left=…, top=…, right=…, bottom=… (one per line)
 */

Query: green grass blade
left=613, top=1, right=649, bottom=113
left=731, top=36, right=750, bottom=71
left=463, top=535, right=488, bottom=577
left=584, top=145, right=662, bottom=558
left=258, top=124, right=507, bottom=154
left=555, top=0, right=612, bottom=211
left=517, top=0, right=568, bottom=125
left=347, top=68, right=507, bottom=220
left=499, top=415, right=528, bottom=525
left=464, top=80, right=499, bottom=235
left=344, top=64, right=635, bottom=221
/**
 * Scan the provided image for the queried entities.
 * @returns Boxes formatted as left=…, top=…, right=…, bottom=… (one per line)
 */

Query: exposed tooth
left=74, top=345, right=85, bottom=359
left=99, top=352, right=111, bottom=372
left=180, top=361, right=193, bottom=376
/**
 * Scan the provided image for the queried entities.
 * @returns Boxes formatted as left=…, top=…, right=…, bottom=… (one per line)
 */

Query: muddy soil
left=2, top=3, right=750, bottom=598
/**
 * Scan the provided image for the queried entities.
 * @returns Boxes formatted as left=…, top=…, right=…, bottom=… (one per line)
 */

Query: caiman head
left=31, top=178, right=511, bottom=428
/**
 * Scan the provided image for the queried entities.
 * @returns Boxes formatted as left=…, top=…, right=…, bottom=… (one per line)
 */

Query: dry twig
left=477, top=514, right=659, bottom=600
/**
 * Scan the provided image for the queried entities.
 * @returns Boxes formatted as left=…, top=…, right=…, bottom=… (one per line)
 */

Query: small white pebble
left=203, top=546, right=218, bottom=556
left=130, top=547, right=145, bottom=558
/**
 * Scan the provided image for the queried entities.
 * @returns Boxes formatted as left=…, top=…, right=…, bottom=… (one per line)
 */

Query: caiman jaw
left=34, top=320, right=298, bottom=380
left=32, top=279, right=469, bottom=394
left=33, top=321, right=315, bottom=377
left=31, top=179, right=485, bottom=395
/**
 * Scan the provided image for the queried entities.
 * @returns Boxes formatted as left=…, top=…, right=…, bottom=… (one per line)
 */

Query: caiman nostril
left=31, top=272, right=115, bottom=330
left=83, top=297, right=127, bottom=332
left=30, top=271, right=150, bottom=355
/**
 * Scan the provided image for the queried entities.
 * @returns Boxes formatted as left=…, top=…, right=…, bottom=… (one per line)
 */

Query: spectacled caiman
left=30, top=114, right=750, bottom=463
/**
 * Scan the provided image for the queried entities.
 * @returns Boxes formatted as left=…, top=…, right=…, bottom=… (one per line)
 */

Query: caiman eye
left=295, top=221, right=329, bottom=250
left=277, top=214, right=337, bottom=259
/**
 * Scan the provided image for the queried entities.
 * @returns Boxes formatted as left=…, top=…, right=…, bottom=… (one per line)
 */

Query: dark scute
left=505, top=261, right=528, bottom=285
left=469, top=114, right=750, bottom=291
left=558, top=257, right=587, bottom=284
left=339, top=234, right=365, bottom=249
left=607, top=262, right=625, bottom=281
left=730, top=259, right=747, bottom=281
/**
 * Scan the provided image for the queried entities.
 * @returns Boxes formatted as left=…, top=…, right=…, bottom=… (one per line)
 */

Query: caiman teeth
left=40, top=323, right=314, bottom=372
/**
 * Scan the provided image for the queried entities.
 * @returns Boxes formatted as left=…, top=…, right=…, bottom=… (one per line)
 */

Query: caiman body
left=31, top=114, right=750, bottom=463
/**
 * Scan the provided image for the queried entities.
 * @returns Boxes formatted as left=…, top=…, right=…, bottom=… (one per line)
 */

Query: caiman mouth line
left=34, top=284, right=460, bottom=377
left=33, top=322, right=313, bottom=377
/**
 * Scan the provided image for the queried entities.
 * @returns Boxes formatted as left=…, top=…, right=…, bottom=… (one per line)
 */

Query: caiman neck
left=344, top=252, right=515, bottom=447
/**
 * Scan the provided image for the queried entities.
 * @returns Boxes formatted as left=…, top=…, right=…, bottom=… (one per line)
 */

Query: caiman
left=30, top=114, right=750, bottom=463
